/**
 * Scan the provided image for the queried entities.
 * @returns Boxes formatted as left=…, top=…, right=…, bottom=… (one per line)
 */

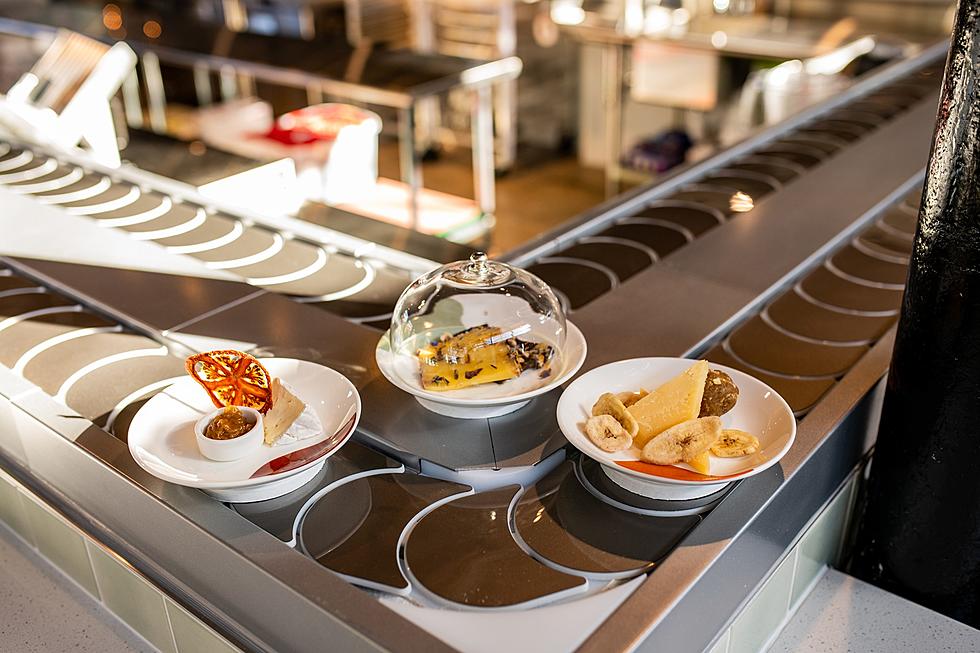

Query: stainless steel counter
left=561, top=13, right=912, bottom=59
left=0, top=37, right=950, bottom=653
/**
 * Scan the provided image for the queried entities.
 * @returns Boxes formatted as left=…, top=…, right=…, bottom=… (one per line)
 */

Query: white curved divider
left=246, top=247, right=328, bottom=286
left=103, top=375, right=186, bottom=432
left=8, top=167, right=83, bottom=194
left=130, top=208, right=207, bottom=241
left=12, top=325, right=123, bottom=375
left=65, top=185, right=141, bottom=215
left=0, top=158, right=58, bottom=183
left=165, top=220, right=244, bottom=255
left=37, top=176, right=111, bottom=204
left=54, top=346, right=170, bottom=404
left=206, top=233, right=284, bottom=270
left=95, top=196, right=174, bottom=228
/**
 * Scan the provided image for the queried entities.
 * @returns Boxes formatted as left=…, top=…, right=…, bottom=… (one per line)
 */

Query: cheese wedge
left=629, top=360, right=710, bottom=448
left=263, top=378, right=306, bottom=445
left=686, top=450, right=711, bottom=475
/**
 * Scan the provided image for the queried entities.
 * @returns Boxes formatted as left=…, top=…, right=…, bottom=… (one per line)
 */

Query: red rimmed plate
left=557, top=358, right=796, bottom=500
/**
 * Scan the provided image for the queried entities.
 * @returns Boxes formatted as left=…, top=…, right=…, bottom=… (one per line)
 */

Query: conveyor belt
left=0, top=145, right=430, bottom=329
left=515, top=59, right=943, bottom=311
left=0, top=261, right=697, bottom=608
left=0, top=39, right=951, bottom=653
left=0, top=178, right=922, bottom=611
left=702, top=192, right=917, bottom=416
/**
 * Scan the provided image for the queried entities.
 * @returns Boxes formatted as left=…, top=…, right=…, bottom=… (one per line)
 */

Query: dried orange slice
left=185, top=350, right=274, bottom=414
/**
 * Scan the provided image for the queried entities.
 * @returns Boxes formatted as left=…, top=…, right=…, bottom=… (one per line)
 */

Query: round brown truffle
left=700, top=369, right=739, bottom=417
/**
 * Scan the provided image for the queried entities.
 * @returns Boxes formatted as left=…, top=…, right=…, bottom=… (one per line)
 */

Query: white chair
left=0, top=30, right=137, bottom=167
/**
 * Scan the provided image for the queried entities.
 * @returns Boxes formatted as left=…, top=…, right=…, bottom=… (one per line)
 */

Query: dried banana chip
left=641, top=417, right=722, bottom=465
left=592, top=392, right=639, bottom=437
left=616, top=389, right=648, bottom=408
left=584, top=414, right=633, bottom=452
left=710, top=429, right=760, bottom=457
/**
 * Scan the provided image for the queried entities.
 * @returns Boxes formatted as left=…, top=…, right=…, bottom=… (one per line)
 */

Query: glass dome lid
left=387, top=253, right=568, bottom=399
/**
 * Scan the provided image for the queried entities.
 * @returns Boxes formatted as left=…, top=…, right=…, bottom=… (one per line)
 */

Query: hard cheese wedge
left=686, top=451, right=711, bottom=475
left=418, top=325, right=520, bottom=391
left=629, top=360, right=710, bottom=448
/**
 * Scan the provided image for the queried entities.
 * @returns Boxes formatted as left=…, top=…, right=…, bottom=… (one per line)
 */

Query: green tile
left=20, top=491, right=99, bottom=597
left=87, top=541, right=177, bottom=653
left=838, top=473, right=863, bottom=561
left=0, top=399, right=29, bottom=465
left=0, top=472, right=33, bottom=545
left=730, top=549, right=796, bottom=653
left=166, top=598, right=240, bottom=653
left=706, top=628, right=730, bottom=653
left=791, top=479, right=854, bottom=607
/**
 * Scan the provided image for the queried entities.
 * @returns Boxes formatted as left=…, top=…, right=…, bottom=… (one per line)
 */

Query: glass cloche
left=385, top=252, right=569, bottom=403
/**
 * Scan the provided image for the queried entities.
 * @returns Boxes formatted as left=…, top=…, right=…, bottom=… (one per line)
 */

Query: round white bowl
left=557, top=357, right=796, bottom=500
left=194, top=406, right=264, bottom=462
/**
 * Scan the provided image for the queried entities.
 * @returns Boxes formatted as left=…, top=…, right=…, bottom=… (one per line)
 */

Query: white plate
left=128, top=358, right=359, bottom=502
left=557, top=358, right=796, bottom=500
left=376, top=321, right=587, bottom=419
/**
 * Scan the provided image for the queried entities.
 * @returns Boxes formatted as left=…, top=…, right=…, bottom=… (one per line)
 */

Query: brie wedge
left=263, top=378, right=323, bottom=446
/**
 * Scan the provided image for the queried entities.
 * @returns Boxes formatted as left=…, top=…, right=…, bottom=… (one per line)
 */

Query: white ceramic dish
left=194, top=406, right=264, bottom=462
left=557, top=358, right=796, bottom=500
left=128, top=358, right=359, bottom=502
left=376, top=321, right=587, bottom=419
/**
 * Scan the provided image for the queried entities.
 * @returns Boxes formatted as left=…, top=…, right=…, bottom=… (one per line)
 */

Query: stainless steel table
left=561, top=11, right=931, bottom=195
left=0, top=3, right=522, bottom=229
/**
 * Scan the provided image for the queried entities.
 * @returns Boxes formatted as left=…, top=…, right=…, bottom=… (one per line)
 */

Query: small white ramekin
left=195, top=406, right=263, bottom=462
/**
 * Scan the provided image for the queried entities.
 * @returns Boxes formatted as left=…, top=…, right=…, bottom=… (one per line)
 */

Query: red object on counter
left=260, top=104, right=374, bottom=145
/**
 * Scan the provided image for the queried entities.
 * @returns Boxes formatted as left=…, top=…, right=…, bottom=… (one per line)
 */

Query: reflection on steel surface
left=64, top=185, right=141, bottom=215
left=8, top=166, right=83, bottom=194
left=129, top=208, right=208, bottom=241
left=37, top=175, right=111, bottom=204
left=12, top=325, right=122, bottom=374
left=54, top=346, right=169, bottom=403
left=94, top=195, right=174, bottom=228
left=206, top=233, right=284, bottom=269
left=245, top=247, right=328, bottom=286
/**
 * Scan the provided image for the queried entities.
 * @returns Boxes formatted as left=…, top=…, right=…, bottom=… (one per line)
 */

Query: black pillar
left=851, top=0, right=980, bottom=628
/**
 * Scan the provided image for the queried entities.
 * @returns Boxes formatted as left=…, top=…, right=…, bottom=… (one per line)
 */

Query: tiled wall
left=705, top=470, right=861, bottom=653
left=0, top=466, right=242, bottom=653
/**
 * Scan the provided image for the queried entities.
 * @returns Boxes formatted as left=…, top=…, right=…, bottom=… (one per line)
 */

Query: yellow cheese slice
left=263, top=378, right=305, bottom=445
left=418, top=326, right=520, bottom=391
left=629, top=360, right=710, bottom=448
left=686, top=451, right=711, bottom=475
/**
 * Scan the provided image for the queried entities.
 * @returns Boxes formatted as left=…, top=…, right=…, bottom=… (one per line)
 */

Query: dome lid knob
left=443, top=251, right=513, bottom=287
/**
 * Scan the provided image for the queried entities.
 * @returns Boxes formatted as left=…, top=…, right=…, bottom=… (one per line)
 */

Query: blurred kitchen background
left=0, top=0, right=954, bottom=253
